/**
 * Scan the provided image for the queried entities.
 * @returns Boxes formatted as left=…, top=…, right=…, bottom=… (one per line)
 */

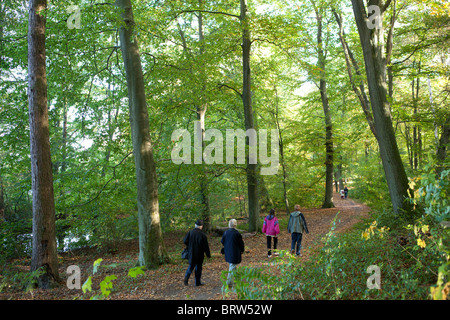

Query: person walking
left=183, top=219, right=211, bottom=286
left=262, top=208, right=280, bottom=258
left=344, top=186, right=348, bottom=199
left=287, top=204, right=309, bottom=256
left=221, top=219, right=245, bottom=287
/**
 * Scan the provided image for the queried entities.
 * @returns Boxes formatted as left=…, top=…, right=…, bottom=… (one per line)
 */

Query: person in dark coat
left=221, top=219, right=245, bottom=286
left=183, top=219, right=211, bottom=286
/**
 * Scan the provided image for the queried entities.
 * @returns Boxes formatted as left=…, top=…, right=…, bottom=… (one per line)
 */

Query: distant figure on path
left=183, top=219, right=211, bottom=286
left=344, top=186, right=348, bottom=199
left=262, top=208, right=280, bottom=258
left=221, top=219, right=245, bottom=286
left=287, top=205, right=309, bottom=256
left=340, top=189, right=345, bottom=199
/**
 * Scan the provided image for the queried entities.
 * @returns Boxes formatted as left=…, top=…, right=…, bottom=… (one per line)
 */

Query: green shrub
left=221, top=250, right=302, bottom=300
left=407, top=167, right=450, bottom=300
left=223, top=211, right=441, bottom=300
left=0, top=220, right=32, bottom=261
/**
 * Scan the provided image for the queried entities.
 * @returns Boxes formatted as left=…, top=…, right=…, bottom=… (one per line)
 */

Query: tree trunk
left=0, top=174, right=4, bottom=222
left=240, top=0, right=259, bottom=232
left=196, top=106, right=211, bottom=231
left=313, top=2, right=335, bottom=208
left=333, top=9, right=376, bottom=137
left=116, top=0, right=168, bottom=268
left=176, top=2, right=212, bottom=231
left=427, top=75, right=439, bottom=148
left=411, top=62, right=421, bottom=170
left=351, top=0, right=412, bottom=216
left=273, top=87, right=289, bottom=214
left=196, top=3, right=211, bottom=232
left=28, top=0, right=60, bottom=288
left=436, top=114, right=450, bottom=177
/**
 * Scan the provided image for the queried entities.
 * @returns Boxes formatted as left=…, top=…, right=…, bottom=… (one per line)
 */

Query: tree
left=351, top=0, right=412, bottom=215
left=27, top=0, right=60, bottom=288
left=115, top=0, right=168, bottom=268
left=240, top=0, right=259, bottom=232
left=174, top=0, right=212, bottom=232
left=195, top=3, right=212, bottom=232
left=332, top=8, right=376, bottom=137
left=436, top=113, right=450, bottom=177
left=311, top=0, right=335, bottom=208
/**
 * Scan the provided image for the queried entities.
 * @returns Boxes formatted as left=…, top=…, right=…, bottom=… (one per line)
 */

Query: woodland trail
left=124, top=192, right=371, bottom=300
left=0, top=192, right=371, bottom=300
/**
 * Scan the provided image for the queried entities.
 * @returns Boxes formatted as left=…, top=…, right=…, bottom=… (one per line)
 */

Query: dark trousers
left=185, top=262, right=203, bottom=285
left=291, top=232, right=303, bottom=255
left=266, top=236, right=278, bottom=255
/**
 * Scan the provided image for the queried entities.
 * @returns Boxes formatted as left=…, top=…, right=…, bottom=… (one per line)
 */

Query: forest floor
left=0, top=193, right=371, bottom=300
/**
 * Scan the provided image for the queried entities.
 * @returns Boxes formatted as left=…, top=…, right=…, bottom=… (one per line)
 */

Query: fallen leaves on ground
left=0, top=193, right=370, bottom=300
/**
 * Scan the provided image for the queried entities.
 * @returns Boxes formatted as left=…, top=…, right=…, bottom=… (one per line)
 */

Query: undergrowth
left=222, top=168, right=449, bottom=300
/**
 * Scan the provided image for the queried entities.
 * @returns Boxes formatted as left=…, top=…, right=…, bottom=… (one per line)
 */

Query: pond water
left=3, top=233, right=91, bottom=256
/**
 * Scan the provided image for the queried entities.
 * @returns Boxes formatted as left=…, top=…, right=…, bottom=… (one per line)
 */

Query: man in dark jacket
left=183, top=219, right=211, bottom=286
left=221, top=219, right=245, bottom=286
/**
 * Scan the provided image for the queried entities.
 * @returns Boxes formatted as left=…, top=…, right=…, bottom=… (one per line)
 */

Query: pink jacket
left=262, top=215, right=280, bottom=236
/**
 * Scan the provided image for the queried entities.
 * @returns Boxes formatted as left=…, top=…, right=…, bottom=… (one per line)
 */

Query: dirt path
left=134, top=193, right=371, bottom=300
left=0, top=193, right=370, bottom=300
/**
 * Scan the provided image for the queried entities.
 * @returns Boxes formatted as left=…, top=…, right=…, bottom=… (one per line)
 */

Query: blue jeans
left=226, top=263, right=237, bottom=286
left=185, top=263, right=203, bottom=285
left=291, top=232, right=303, bottom=255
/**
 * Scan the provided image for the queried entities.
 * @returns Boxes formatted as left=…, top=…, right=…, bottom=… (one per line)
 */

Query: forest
left=0, top=0, right=449, bottom=301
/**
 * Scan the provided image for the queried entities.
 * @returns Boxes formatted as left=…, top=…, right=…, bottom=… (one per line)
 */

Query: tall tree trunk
left=436, top=114, right=450, bottom=177
left=427, top=75, right=439, bottom=148
left=196, top=106, right=211, bottom=231
left=196, top=3, right=211, bottom=232
left=351, top=0, right=412, bottom=216
left=176, top=2, right=211, bottom=231
left=313, top=1, right=334, bottom=208
left=333, top=9, right=376, bottom=137
left=411, top=60, right=421, bottom=170
left=28, top=0, right=60, bottom=288
left=0, top=174, right=4, bottom=222
left=116, top=0, right=168, bottom=268
left=0, top=7, right=4, bottom=224
left=240, top=0, right=258, bottom=232
left=334, top=151, right=344, bottom=192
left=273, top=87, right=289, bottom=214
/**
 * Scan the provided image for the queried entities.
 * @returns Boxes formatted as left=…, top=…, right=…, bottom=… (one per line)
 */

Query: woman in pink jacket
left=262, top=208, right=280, bottom=258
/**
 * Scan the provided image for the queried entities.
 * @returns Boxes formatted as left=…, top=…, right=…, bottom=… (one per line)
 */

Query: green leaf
left=128, top=266, right=145, bottom=278
left=93, top=258, right=103, bottom=274
left=99, top=275, right=117, bottom=298
left=82, top=276, right=92, bottom=294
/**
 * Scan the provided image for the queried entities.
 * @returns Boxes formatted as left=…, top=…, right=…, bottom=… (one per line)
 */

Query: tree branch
left=70, top=151, right=133, bottom=207
left=175, top=9, right=240, bottom=20
left=217, top=83, right=242, bottom=97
